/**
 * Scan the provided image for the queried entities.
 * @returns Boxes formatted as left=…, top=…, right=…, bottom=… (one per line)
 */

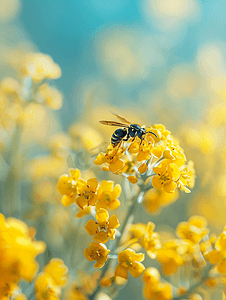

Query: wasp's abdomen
left=111, top=128, right=127, bottom=146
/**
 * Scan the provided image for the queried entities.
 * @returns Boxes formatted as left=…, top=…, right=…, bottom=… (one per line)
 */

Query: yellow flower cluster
left=0, top=214, right=45, bottom=299
left=55, top=120, right=198, bottom=297
left=58, top=168, right=122, bottom=269
left=129, top=222, right=161, bottom=259
left=94, top=123, right=195, bottom=194
left=35, top=258, right=69, bottom=300
left=203, top=226, right=226, bottom=275
left=136, top=216, right=226, bottom=299
left=0, top=53, right=62, bottom=135
left=57, top=169, right=121, bottom=210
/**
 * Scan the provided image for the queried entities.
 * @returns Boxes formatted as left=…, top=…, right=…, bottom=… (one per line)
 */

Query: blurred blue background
left=18, top=0, right=226, bottom=128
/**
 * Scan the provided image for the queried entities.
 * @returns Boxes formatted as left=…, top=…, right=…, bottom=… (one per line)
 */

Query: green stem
left=5, top=124, right=23, bottom=217
left=88, top=188, right=141, bottom=300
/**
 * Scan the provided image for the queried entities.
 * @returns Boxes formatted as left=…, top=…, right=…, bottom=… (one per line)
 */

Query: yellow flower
left=84, top=242, right=110, bottom=268
left=37, top=84, right=63, bottom=110
left=142, top=267, right=160, bottom=285
left=95, top=145, right=125, bottom=173
left=115, top=249, right=145, bottom=279
left=176, top=216, right=209, bottom=244
left=35, top=259, right=69, bottom=300
left=44, top=258, right=69, bottom=287
left=143, top=188, right=179, bottom=214
left=57, top=169, right=80, bottom=207
left=164, top=137, right=186, bottom=163
left=143, top=282, right=173, bottom=300
left=96, top=180, right=121, bottom=210
left=35, top=272, right=60, bottom=300
left=130, top=222, right=161, bottom=259
left=136, top=140, right=153, bottom=162
left=0, top=214, right=46, bottom=283
left=85, top=208, right=120, bottom=243
left=176, top=160, right=195, bottom=193
left=152, top=124, right=171, bottom=140
left=180, top=160, right=196, bottom=189
left=157, top=240, right=188, bottom=276
left=76, top=178, right=98, bottom=209
left=21, top=53, right=61, bottom=82
left=152, top=159, right=181, bottom=193
left=0, top=77, right=21, bottom=98
left=215, top=226, right=226, bottom=255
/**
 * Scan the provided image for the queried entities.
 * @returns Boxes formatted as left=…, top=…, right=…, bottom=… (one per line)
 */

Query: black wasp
left=100, top=112, right=158, bottom=147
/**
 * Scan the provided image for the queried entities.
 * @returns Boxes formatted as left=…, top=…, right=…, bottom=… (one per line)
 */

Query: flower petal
left=109, top=199, right=121, bottom=210
left=108, top=215, right=120, bottom=230
left=163, top=181, right=177, bottom=193
left=96, top=208, right=109, bottom=223
left=115, top=264, right=128, bottom=280
left=152, top=176, right=162, bottom=190
left=129, top=262, right=145, bottom=278
left=87, top=178, right=98, bottom=192
left=61, top=194, right=75, bottom=207
left=84, top=220, right=98, bottom=235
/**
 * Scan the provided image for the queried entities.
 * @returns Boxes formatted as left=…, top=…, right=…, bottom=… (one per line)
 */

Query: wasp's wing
left=99, top=120, right=129, bottom=127
left=110, top=111, right=131, bottom=125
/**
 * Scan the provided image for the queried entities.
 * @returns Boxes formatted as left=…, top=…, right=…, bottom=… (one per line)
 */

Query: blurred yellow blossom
left=35, top=259, right=69, bottom=300
left=130, top=222, right=161, bottom=259
left=37, top=84, right=63, bottom=110
left=176, top=216, right=209, bottom=244
left=0, top=214, right=45, bottom=299
left=21, top=53, right=61, bottom=82
left=157, top=239, right=188, bottom=276
left=43, top=258, right=69, bottom=287
left=143, top=188, right=179, bottom=214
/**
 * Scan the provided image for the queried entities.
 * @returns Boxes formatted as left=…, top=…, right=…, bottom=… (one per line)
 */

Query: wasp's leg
left=140, top=136, right=144, bottom=145
left=122, top=131, right=130, bottom=141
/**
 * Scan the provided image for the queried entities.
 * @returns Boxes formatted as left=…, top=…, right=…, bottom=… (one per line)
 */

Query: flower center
left=159, top=171, right=170, bottom=183
left=126, top=259, right=132, bottom=267
left=103, top=193, right=111, bottom=202
left=98, top=224, right=108, bottom=233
